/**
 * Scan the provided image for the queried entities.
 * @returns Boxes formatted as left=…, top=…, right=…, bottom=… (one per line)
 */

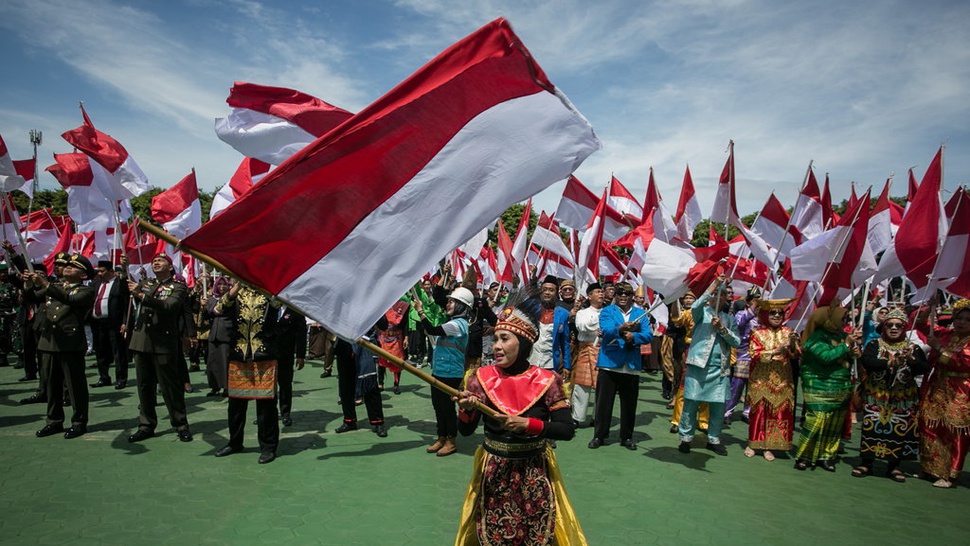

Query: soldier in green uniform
left=31, top=254, right=96, bottom=439
left=0, top=262, right=21, bottom=367
left=126, top=253, right=193, bottom=443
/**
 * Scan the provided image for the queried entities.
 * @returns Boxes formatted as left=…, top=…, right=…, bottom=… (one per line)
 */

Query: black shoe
left=817, top=460, right=836, bottom=472
left=258, top=451, right=276, bottom=464
left=794, top=459, right=810, bottom=471
left=36, top=423, right=65, bottom=437
left=18, top=375, right=36, bottom=382
left=90, top=379, right=112, bottom=388
left=20, top=395, right=46, bottom=405
left=114, top=380, right=127, bottom=390
left=661, top=390, right=672, bottom=400
left=678, top=441, right=691, bottom=453
left=373, top=424, right=387, bottom=437
left=206, top=389, right=221, bottom=397
left=620, top=439, right=637, bottom=451
left=669, top=425, right=678, bottom=434
left=215, top=445, right=242, bottom=457
left=128, top=429, right=154, bottom=443
left=706, top=442, right=728, bottom=456
left=64, top=425, right=87, bottom=439
left=393, top=385, right=401, bottom=395
left=177, top=429, right=193, bottom=442
left=282, top=415, right=293, bottom=427
left=587, top=438, right=604, bottom=449
left=335, top=422, right=358, bottom=433
left=320, top=370, right=332, bottom=378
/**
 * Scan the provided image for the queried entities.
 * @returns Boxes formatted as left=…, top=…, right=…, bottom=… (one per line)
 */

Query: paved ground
left=1, top=358, right=968, bottom=546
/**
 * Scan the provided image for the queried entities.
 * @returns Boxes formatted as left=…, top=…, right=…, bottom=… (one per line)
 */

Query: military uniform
left=37, top=279, right=95, bottom=433
left=0, top=272, right=20, bottom=366
left=128, top=276, right=191, bottom=437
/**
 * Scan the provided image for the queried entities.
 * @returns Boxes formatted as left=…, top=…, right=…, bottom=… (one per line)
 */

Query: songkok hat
left=97, top=260, right=112, bottom=269
left=541, top=275, right=560, bottom=287
left=586, top=282, right=602, bottom=295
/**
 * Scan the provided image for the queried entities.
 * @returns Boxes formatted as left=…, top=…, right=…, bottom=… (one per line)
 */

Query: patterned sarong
left=228, top=359, right=277, bottom=399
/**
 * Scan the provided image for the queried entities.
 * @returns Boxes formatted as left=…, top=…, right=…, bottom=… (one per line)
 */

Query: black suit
left=37, top=282, right=95, bottom=427
left=89, top=275, right=130, bottom=384
left=275, top=307, right=307, bottom=419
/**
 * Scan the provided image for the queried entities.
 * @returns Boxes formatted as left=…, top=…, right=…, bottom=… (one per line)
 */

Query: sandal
left=763, top=450, right=775, bottom=461
left=818, top=460, right=837, bottom=472
left=744, top=447, right=756, bottom=458
left=933, top=478, right=954, bottom=489
left=888, top=469, right=906, bottom=483
left=794, top=459, right=809, bottom=471
left=851, top=465, right=872, bottom=478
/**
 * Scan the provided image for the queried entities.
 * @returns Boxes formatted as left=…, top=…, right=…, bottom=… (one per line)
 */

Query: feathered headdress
left=494, top=284, right=541, bottom=343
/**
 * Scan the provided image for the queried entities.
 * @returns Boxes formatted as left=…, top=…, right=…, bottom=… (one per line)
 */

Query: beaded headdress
left=954, top=299, right=970, bottom=314
left=884, top=308, right=908, bottom=323
left=494, top=306, right=539, bottom=343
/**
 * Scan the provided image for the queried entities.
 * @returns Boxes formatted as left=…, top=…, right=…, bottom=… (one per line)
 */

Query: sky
left=1, top=0, right=968, bottom=220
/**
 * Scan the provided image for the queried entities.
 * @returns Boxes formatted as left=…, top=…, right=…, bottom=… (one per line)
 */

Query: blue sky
left=1, top=0, right=968, bottom=219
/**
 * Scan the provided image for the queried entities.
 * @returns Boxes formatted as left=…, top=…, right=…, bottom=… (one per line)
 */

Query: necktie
left=95, top=282, right=108, bottom=317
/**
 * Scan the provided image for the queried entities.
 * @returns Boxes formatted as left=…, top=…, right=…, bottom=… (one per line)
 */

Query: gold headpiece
left=494, top=307, right=539, bottom=343
left=954, top=299, right=970, bottom=314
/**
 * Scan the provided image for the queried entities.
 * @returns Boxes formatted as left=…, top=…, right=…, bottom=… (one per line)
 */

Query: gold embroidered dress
left=747, top=326, right=797, bottom=450
left=919, top=327, right=970, bottom=480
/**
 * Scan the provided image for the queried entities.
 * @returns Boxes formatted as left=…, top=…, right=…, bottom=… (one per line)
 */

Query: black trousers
left=133, top=352, right=189, bottom=431
left=43, top=351, right=88, bottom=426
left=592, top=369, right=640, bottom=442
left=336, top=344, right=384, bottom=425
left=431, top=375, right=462, bottom=437
left=227, top=396, right=279, bottom=453
left=91, top=318, right=128, bottom=383
left=277, top=350, right=295, bottom=418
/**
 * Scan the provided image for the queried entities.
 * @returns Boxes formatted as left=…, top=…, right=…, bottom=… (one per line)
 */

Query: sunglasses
left=614, top=290, right=632, bottom=296
left=768, top=310, right=786, bottom=317
left=884, top=323, right=905, bottom=330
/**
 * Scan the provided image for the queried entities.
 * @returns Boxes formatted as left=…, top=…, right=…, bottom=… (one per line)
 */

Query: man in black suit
left=126, top=253, right=193, bottom=443
left=31, top=254, right=96, bottom=439
left=275, top=306, right=307, bottom=427
left=89, top=261, right=130, bottom=389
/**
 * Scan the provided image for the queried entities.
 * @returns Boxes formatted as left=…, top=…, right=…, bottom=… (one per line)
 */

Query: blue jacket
left=549, top=305, right=573, bottom=372
left=686, top=291, right=740, bottom=372
left=597, top=304, right=653, bottom=372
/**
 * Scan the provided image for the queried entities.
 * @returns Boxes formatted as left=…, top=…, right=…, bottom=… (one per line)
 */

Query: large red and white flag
left=790, top=165, right=825, bottom=240
left=210, top=157, right=272, bottom=218
left=12, top=159, right=35, bottom=198
left=46, top=153, right=125, bottom=232
left=214, top=82, right=354, bottom=165
left=510, top=199, right=533, bottom=283
left=151, top=170, right=202, bottom=239
left=555, top=175, right=598, bottom=231
left=674, top=164, right=702, bottom=242
left=894, top=146, right=946, bottom=291
left=709, top=140, right=741, bottom=227
left=20, top=209, right=65, bottom=262
left=61, top=105, right=151, bottom=200
left=182, top=19, right=599, bottom=339
left=0, top=134, right=28, bottom=192
left=627, top=208, right=698, bottom=300
left=608, top=175, right=642, bottom=224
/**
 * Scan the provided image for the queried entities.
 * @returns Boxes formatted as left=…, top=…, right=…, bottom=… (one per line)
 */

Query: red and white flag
left=46, top=153, right=128, bottom=232
left=867, top=178, right=894, bottom=255
left=182, top=19, right=599, bottom=339
left=0, top=195, right=21, bottom=246
left=510, top=199, right=533, bottom=283
left=627, top=208, right=698, bottom=300
left=20, top=209, right=66, bottom=262
left=709, top=141, right=741, bottom=227
left=215, top=82, right=354, bottom=165
left=12, top=159, right=35, bottom=198
left=151, top=170, right=202, bottom=239
left=42, top=218, right=74, bottom=276
left=555, top=175, right=599, bottom=231
left=641, top=167, right=679, bottom=243
left=821, top=175, right=839, bottom=227
left=894, top=146, right=946, bottom=292
left=930, top=187, right=970, bottom=298
left=790, top=188, right=875, bottom=305
left=210, top=157, right=272, bottom=218
left=575, top=188, right=611, bottom=291
left=0, top=134, right=28, bottom=192
left=529, top=212, right=573, bottom=266
left=61, top=105, right=151, bottom=200
left=536, top=248, right=575, bottom=282
left=495, top=220, right=516, bottom=285
left=790, top=165, right=824, bottom=240
left=752, top=192, right=799, bottom=257
left=608, top=175, right=642, bottom=224
left=476, top=245, right=499, bottom=288
left=674, top=164, right=702, bottom=242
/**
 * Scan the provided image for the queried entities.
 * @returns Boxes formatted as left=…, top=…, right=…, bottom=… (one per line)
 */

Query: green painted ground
left=1, top=358, right=968, bottom=546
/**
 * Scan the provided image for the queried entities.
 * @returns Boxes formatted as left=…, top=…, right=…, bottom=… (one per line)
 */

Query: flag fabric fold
left=181, top=18, right=600, bottom=340
left=151, top=170, right=202, bottom=239
left=61, top=106, right=151, bottom=199
left=214, top=82, right=354, bottom=165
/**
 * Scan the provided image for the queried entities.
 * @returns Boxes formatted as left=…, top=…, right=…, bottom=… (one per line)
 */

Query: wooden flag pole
left=137, top=218, right=500, bottom=418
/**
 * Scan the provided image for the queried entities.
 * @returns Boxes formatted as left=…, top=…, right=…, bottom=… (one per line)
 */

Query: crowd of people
left=2, top=243, right=969, bottom=543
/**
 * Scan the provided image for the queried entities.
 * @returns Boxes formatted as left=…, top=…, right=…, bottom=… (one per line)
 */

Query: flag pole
left=136, top=218, right=501, bottom=418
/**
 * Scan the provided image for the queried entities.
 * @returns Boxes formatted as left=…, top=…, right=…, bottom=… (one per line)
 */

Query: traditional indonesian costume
left=859, top=337, right=927, bottom=463
left=747, top=325, right=798, bottom=451
left=918, top=327, right=970, bottom=480
left=794, top=328, right=853, bottom=462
